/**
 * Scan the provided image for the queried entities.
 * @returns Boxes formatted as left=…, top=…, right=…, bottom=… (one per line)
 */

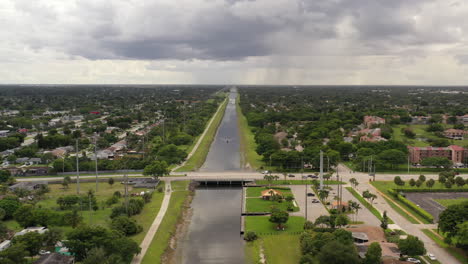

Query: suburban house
left=410, top=115, right=431, bottom=124
left=363, top=116, right=385, bottom=128
left=408, top=145, right=468, bottom=165
left=48, top=118, right=61, bottom=127
left=9, top=181, right=48, bottom=192
left=34, top=253, right=75, bottom=264
left=15, top=226, right=48, bottom=237
left=261, top=189, right=283, bottom=200
left=444, top=129, right=468, bottom=140
left=0, top=130, right=10, bottom=137
left=358, top=128, right=387, bottom=142
left=0, top=240, right=11, bottom=252
left=349, top=227, right=400, bottom=261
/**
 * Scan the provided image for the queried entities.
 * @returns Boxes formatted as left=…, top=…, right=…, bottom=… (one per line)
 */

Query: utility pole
left=407, top=154, right=410, bottom=174
left=124, top=173, right=129, bottom=214
left=76, top=139, right=80, bottom=194
left=94, top=135, right=98, bottom=192
left=319, top=150, right=324, bottom=190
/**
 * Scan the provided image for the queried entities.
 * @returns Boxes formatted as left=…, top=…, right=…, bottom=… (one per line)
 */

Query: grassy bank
left=245, top=240, right=262, bottom=264
left=130, top=182, right=166, bottom=243
left=245, top=216, right=305, bottom=234
left=345, top=187, right=394, bottom=224
left=237, top=95, right=263, bottom=170
left=421, top=229, right=467, bottom=263
left=141, top=181, right=191, bottom=264
left=175, top=97, right=228, bottom=172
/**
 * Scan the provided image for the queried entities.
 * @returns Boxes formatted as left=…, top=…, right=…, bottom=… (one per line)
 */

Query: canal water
left=200, top=91, right=241, bottom=171
left=176, top=90, right=245, bottom=264
left=177, top=187, right=244, bottom=264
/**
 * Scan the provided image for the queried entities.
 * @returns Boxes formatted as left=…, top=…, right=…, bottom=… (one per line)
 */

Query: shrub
left=395, top=194, right=434, bottom=223
left=244, top=231, right=258, bottom=241
left=110, top=216, right=142, bottom=236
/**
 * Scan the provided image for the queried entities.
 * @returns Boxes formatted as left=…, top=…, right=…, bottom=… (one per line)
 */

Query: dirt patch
left=161, top=187, right=195, bottom=264
left=346, top=226, right=386, bottom=242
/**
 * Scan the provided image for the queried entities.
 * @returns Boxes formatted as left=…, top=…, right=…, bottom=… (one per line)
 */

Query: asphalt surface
left=405, top=192, right=468, bottom=221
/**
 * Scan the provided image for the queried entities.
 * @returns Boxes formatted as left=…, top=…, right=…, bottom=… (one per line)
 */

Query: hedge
left=394, top=188, right=468, bottom=193
left=395, top=194, right=434, bottom=223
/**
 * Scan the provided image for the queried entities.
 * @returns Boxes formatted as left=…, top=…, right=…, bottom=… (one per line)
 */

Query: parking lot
left=405, top=192, right=468, bottom=221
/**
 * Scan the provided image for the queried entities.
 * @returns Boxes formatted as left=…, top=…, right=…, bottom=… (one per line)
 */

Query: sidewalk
left=131, top=181, right=172, bottom=264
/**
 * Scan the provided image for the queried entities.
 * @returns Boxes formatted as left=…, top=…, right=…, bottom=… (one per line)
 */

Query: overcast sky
left=1, top=0, right=468, bottom=85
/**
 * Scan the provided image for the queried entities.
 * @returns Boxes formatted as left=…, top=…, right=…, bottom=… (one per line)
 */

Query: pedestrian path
left=131, top=181, right=172, bottom=264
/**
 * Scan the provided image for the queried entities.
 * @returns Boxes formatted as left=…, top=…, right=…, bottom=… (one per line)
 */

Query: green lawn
left=421, top=229, right=467, bottom=263
left=255, top=179, right=344, bottom=186
left=434, top=198, right=468, bottom=208
left=244, top=216, right=305, bottom=234
left=237, top=95, right=264, bottom=170
left=171, top=180, right=190, bottom=191
left=9, top=181, right=166, bottom=243
left=371, top=180, right=468, bottom=194
left=141, top=189, right=190, bottom=264
left=246, top=187, right=293, bottom=197
left=246, top=198, right=299, bottom=213
left=130, top=182, right=166, bottom=244
left=176, top=97, right=228, bottom=172
left=244, top=240, right=262, bottom=264
left=382, top=195, right=419, bottom=224
left=392, top=124, right=468, bottom=147
left=263, top=234, right=302, bottom=264
left=345, top=187, right=394, bottom=224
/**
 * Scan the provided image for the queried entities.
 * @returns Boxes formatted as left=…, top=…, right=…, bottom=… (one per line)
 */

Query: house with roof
left=0, top=240, right=11, bottom=252
left=15, top=226, right=48, bottom=237
left=0, top=130, right=10, bottom=137
left=408, top=145, right=468, bottom=165
left=261, top=189, right=283, bottom=200
left=9, top=181, right=48, bottom=192
left=444, top=129, right=468, bottom=140
left=363, top=116, right=385, bottom=128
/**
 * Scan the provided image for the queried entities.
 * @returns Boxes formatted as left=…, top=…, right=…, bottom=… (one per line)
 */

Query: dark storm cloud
left=8, top=0, right=467, bottom=62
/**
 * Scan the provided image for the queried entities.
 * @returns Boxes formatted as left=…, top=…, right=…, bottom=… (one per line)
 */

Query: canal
left=176, top=90, right=245, bottom=264
left=200, top=91, right=241, bottom=171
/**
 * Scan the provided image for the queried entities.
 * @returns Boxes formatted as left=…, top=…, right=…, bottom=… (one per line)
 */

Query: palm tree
left=318, top=189, right=329, bottom=202
left=264, top=175, right=274, bottom=187
left=354, top=203, right=361, bottom=222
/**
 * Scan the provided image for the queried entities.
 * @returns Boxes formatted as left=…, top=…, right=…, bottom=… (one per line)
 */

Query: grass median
left=237, top=95, right=263, bottom=170
left=141, top=185, right=191, bottom=264
left=345, top=187, right=394, bottom=224
left=175, top=97, right=228, bottom=172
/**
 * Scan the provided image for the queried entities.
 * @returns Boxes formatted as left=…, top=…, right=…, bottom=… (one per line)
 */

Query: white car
left=262, top=170, right=270, bottom=174
left=406, top=258, right=421, bottom=263
left=427, top=253, right=436, bottom=260
left=39, top=250, right=50, bottom=255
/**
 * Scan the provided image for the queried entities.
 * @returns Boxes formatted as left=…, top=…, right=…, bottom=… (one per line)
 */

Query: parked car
left=406, top=258, right=421, bottom=263
left=309, top=175, right=318, bottom=179
left=311, top=199, right=320, bottom=203
left=288, top=174, right=295, bottom=178
left=427, top=253, right=436, bottom=261
left=307, top=193, right=315, bottom=197
left=39, top=250, right=50, bottom=255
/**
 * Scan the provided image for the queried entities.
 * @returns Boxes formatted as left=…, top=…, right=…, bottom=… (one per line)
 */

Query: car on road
left=307, top=193, right=315, bottom=197
left=288, top=174, right=295, bottom=178
left=311, top=199, right=320, bottom=203
left=308, top=175, right=318, bottom=179
left=39, top=250, right=50, bottom=255
left=427, top=253, right=436, bottom=261
left=405, top=258, right=421, bottom=263
left=261, top=170, right=271, bottom=174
